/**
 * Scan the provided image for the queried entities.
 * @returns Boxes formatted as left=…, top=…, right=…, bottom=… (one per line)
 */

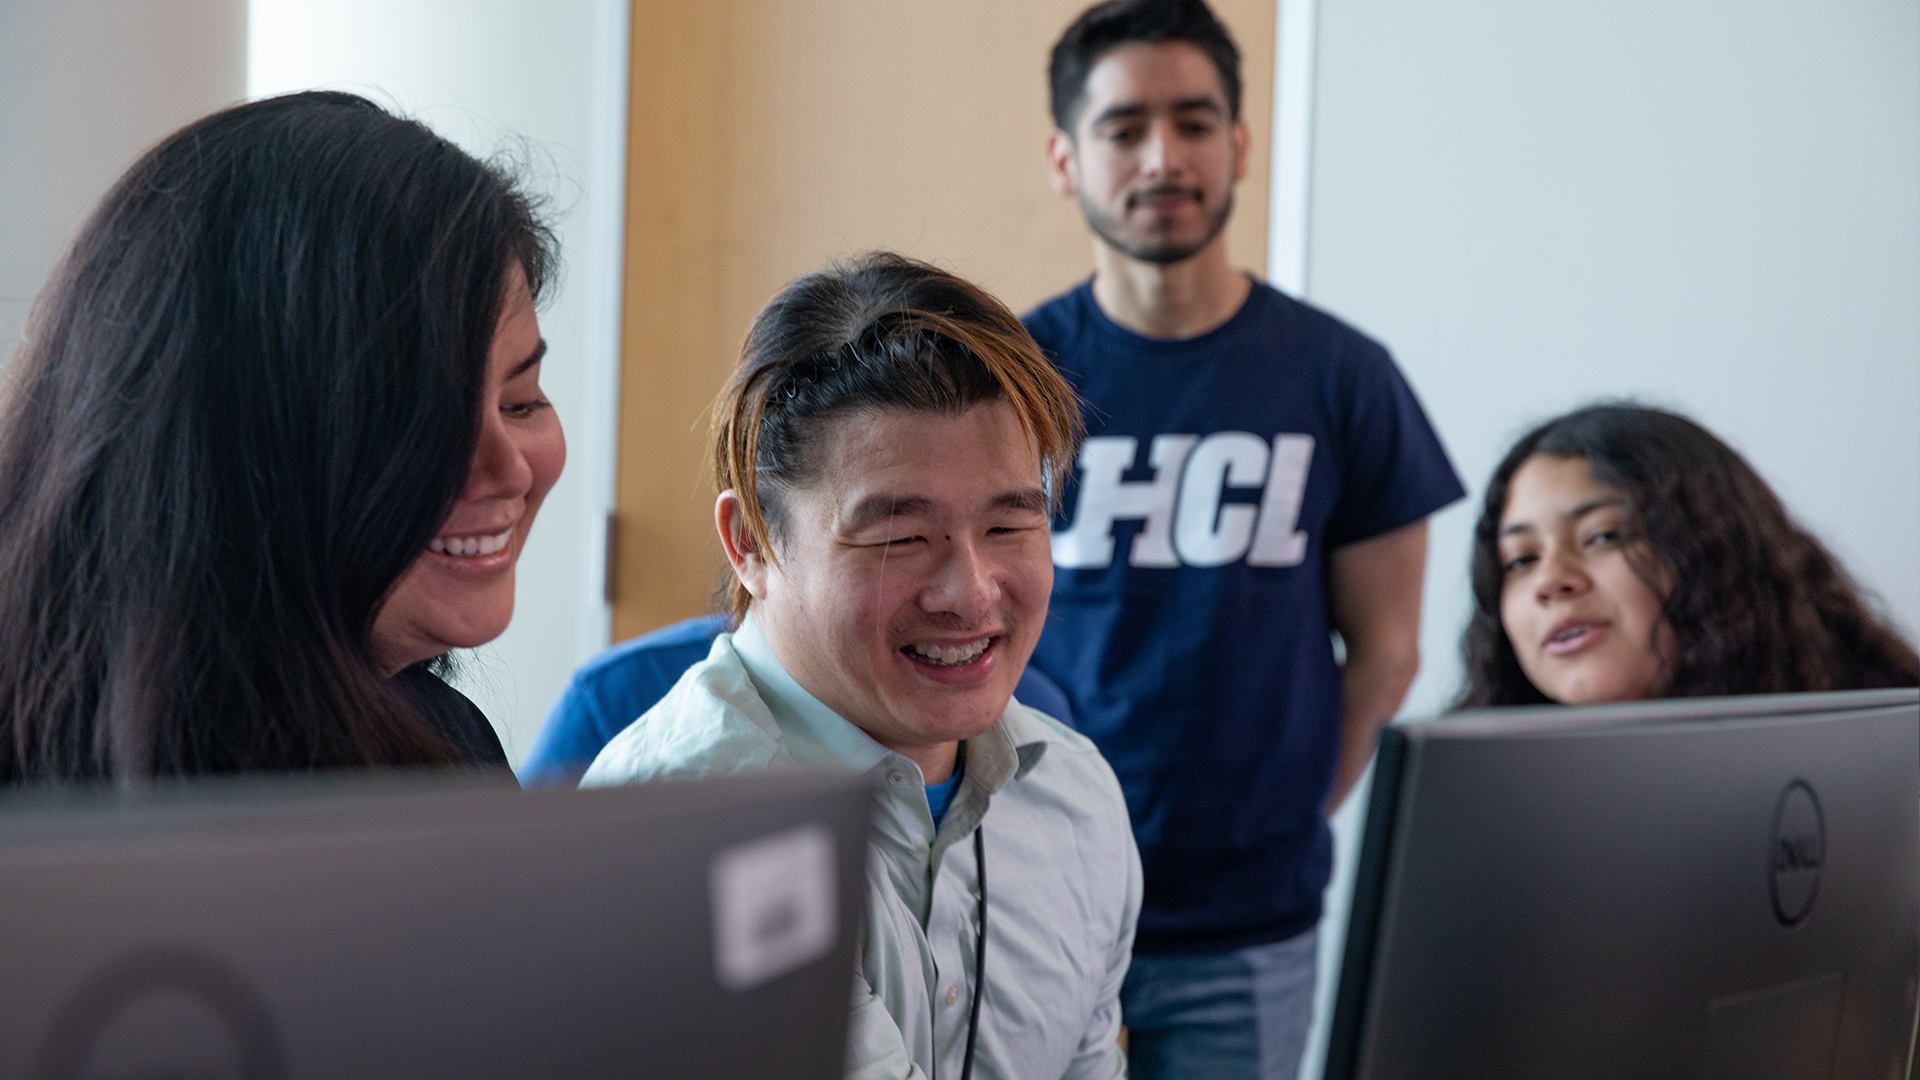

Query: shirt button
left=887, top=771, right=908, bottom=787
left=945, top=984, right=960, bottom=1007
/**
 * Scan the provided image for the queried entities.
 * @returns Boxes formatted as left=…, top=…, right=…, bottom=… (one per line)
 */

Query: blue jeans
left=1121, top=929, right=1319, bottom=1080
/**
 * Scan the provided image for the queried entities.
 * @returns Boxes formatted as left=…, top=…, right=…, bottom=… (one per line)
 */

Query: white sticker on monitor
left=710, top=823, right=837, bottom=992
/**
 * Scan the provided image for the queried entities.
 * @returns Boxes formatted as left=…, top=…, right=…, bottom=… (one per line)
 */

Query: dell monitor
left=1326, top=688, right=1920, bottom=1080
left=0, top=770, right=873, bottom=1079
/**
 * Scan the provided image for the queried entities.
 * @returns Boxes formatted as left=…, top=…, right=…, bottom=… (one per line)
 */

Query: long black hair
left=1457, top=403, right=1919, bottom=708
left=0, top=91, right=555, bottom=781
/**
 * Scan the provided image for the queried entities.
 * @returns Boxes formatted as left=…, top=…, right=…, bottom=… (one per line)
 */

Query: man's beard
left=1081, top=186, right=1235, bottom=266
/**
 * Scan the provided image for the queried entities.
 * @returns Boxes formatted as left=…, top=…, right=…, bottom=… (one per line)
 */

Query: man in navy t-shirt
left=1030, top=3, right=1463, bottom=1076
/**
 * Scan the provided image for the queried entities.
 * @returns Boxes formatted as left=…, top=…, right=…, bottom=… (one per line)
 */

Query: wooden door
left=613, top=0, right=1275, bottom=641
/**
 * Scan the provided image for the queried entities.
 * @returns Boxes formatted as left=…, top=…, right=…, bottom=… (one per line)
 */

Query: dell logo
left=1769, top=780, right=1825, bottom=927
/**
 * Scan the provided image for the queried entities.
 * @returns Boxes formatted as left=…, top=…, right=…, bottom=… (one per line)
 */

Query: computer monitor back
left=0, top=771, right=873, bottom=1079
left=1329, top=689, right=1920, bottom=1080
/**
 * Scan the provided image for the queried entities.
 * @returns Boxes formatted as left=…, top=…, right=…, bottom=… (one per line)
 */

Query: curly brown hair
left=1457, top=403, right=1919, bottom=708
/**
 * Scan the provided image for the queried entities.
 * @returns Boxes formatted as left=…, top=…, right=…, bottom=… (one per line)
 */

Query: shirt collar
left=731, top=614, right=1049, bottom=789
left=730, top=614, right=892, bottom=775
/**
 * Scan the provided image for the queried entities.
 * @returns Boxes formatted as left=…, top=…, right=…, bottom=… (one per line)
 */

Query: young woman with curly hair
left=1457, top=403, right=1918, bottom=708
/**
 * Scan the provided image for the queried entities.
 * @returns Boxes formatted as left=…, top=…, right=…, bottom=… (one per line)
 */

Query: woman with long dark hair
left=0, top=91, right=564, bottom=781
left=1458, top=403, right=1917, bottom=708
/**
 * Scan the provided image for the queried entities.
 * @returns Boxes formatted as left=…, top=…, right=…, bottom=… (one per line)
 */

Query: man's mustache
left=1127, top=185, right=1204, bottom=210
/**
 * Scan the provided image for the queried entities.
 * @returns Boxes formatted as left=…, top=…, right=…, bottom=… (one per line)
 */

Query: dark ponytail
left=709, top=253, right=1082, bottom=623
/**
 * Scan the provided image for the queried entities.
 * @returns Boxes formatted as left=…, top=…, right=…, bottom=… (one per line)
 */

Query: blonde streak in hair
left=739, top=380, right=784, bottom=572
left=710, top=364, right=780, bottom=623
left=703, top=392, right=742, bottom=621
left=989, top=326, right=1069, bottom=478
left=976, top=306, right=1082, bottom=475
left=933, top=315, right=1050, bottom=456
left=1020, top=329, right=1086, bottom=494
left=940, top=315, right=1081, bottom=503
left=722, top=398, right=754, bottom=624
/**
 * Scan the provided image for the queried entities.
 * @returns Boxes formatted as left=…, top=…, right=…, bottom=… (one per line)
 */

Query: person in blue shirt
left=522, top=615, right=1075, bottom=786
left=1027, top=2, right=1465, bottom=1076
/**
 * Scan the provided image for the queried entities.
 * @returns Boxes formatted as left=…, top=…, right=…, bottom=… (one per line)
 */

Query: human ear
left=715, top=490, right=770, bottom=600
left=1045, top=128, right=1079, bottom=198
left=1231, top=117, right=1251, bottom=183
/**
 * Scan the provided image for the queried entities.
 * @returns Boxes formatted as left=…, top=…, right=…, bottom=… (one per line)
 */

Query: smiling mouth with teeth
left=430, top=528, right=514, bottom=557
left=906, top=638, right=992, bottom=667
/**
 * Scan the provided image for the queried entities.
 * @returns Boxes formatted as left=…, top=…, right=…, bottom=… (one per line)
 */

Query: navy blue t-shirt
left=1024, top=280, right=1463, bottom=954
left=521, top=614, right=1079, bottom=786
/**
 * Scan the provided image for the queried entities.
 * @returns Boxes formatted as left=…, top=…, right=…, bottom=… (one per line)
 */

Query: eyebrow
left=509, top=338, right=548, bottom=380
left=845, top=495, right=934, bottom=533
left=991, top=488, right=1050, bottom=514
left=1498, top=495, right=1628, bottom=538
left=843, top=488, right=1049, bottom=532
left=1089, top=96, right=1225, bottom=129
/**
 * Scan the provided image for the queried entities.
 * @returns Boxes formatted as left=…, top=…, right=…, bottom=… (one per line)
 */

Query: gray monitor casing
left=0, top=771, right=874, bottom=1079
left=1327, top=689, right=1920, bottom=1080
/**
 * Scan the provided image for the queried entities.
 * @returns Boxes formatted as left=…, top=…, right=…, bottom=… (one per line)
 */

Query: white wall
left=1310, top=0, right=1920, bottom=717
left=1, top=0, right=247, bottom=369
left=1285, top=0, right=1920, bottom=1075
left=249, top=0, right=628, bottom=767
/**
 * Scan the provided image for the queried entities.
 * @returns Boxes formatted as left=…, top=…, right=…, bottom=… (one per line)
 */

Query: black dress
left=390, top=663, right=514, bottom=774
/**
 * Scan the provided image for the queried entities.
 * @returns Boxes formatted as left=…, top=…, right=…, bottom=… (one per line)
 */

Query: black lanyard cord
left=959, top=824, right=987, bottom=1080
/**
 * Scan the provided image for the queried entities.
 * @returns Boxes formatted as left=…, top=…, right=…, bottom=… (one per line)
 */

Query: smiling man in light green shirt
left=582, top=255, right=1140, bottom=1080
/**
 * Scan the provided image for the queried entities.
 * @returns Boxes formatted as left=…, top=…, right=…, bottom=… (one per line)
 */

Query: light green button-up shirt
left=582, top=617, right=1141, bottom=1080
